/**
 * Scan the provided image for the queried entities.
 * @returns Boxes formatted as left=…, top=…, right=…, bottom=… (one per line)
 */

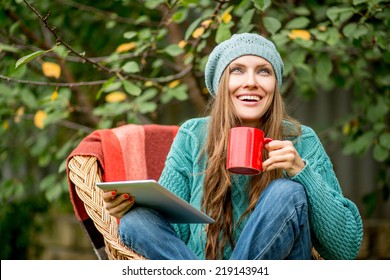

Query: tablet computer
left=96, top=179, right=214, bottom=224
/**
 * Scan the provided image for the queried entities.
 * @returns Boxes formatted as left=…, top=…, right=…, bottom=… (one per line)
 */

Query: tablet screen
left=96, top=180, right=214, bottom=224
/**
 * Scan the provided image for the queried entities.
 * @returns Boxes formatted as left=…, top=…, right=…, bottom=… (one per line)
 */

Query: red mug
left=227, top=127, right=272, bottom=175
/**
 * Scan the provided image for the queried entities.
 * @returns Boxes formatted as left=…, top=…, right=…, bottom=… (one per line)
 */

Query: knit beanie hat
left=205, top=33, right=284, bottom=97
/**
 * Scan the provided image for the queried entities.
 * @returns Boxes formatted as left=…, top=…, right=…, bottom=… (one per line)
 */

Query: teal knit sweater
left=158, top=117, right=363, bottom=260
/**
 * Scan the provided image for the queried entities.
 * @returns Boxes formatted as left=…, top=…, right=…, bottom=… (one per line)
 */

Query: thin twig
left=0, top=64, right=192, bottom=87
left=0, top=74, right=107, bottom=87
left=21, top=114, right=94, bottom=133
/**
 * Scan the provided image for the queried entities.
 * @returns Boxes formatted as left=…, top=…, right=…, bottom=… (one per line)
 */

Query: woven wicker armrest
left=68, top=155, right=145, bottom=260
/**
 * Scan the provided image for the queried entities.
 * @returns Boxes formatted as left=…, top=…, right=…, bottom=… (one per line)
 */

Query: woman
left=103, top=33, right=363, bottom=260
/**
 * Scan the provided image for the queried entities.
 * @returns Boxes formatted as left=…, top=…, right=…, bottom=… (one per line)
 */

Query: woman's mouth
left=237, top=95, right=262, bottom=102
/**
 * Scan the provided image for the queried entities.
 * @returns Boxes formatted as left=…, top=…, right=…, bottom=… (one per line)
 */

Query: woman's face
left=228, top=55, right=276, bottom=127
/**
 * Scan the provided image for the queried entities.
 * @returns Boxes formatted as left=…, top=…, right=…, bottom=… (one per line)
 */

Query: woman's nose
left=243, top=72, right=258, bottom=88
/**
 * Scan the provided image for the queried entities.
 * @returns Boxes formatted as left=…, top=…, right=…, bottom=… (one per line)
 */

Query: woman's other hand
left=263, top=140, right=305, bottom=177
left=102, top=190, right=134, bottom=219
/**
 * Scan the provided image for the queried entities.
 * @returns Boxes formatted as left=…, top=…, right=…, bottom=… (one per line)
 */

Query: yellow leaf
left=318, top=25, right=327, bottom=32
left=288, top=29, right=311, bottom=41
left=168, top=80, right=180, bottom=89
left=14, top=107, right=25, bottom=123
left=42, top=62, right=61, bottom=79
left=2, top=120, right=9, bottom=130
left=221, top=13, right=232, bottom=24
left=34, top=110, right=47, bottom=129
left=201, top=19, right=212, bottom=28
left=144, top=81, right=154, bottom=87
left=115, top=42, right=137, bottom=53
left=342, top=123, right=351, bottom=136
left=105, top=91, right=127, bottom=103
left=178, top=40, right=187, bottom=49
left=192, top=27, right=205, bottom=39
left=51, top=91, right=59, bottom=102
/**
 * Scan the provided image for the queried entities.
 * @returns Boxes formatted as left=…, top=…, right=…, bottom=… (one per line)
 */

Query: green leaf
left=136, top=88, right=158, bottom=103
left=316, top=55, right=333, bottom=79
left=15, top=46, right=57, bottom=69
left=122, top=61, right=140, bottom=73
left=97, top=77, right=116, bottom=99
left=285, top=17, right=310, bottom=29
left=139, top=102, right=157, bottom=114
left=263, top=17, right=282, bottom=34
left=122, top=80, right=142, bottom=96
left=325, top=27, right=340, bottom=46
left=166, top=84, right=188, bottom=101
left=182, top=0, right=199, bottom=5
left=326, top=7, right=354, bottom=25
left=373, top=144, right=389, bottom=162
left=353, top=0, right=367, bottom=5
left=343, top=23, right=357, bottom=38
left=352, top=25, right=368, bottom=39
left=216, top=23, right=232, bottom=44
left=172, top=9, right=188, bottom=23
left=144, top=0, right=164, bottom=9
left=293, top=6, right=311, bottom=16
left=185, top=17, right=202, bottom=40
left=20, top=89, right=38, bottom=108
left=252, top=0, right=271, bottom=11
left=240, top=9, right=255, bottom=26
left=123, top=31, right=137, bottom=40
left=0, top=84, right=13, bottom=98
left=53, top=45, right=68, bottom=59
left=0, top=43, right=19, bottom=53
left=160, top=91, right=172, bottom=104
left=379, top=133, right=390, bottom=149
left=41, top=175, right=63, bottom=202
left=15, top=50, right=45, bottom=69
left=164, top=44, right=184, bottom=56
left=103, top=81, right=122, bottom=92
left=343, top=131, right=376, bottom=155
left=367, top=101, right=389, bottom=122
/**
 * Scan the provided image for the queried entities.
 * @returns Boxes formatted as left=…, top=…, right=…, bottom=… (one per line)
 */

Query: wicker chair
left=68, top=155, right=145, bottom=260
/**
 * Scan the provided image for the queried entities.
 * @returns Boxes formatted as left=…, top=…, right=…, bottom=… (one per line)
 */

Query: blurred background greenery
left=0, top=0, right=389, bottom=259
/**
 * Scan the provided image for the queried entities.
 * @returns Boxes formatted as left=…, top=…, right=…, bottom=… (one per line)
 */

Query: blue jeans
left=118, top=178, right=311, bottom=260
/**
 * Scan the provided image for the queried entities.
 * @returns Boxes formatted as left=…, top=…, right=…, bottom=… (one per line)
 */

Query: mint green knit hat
left=205, top=33, right=284, bottom=97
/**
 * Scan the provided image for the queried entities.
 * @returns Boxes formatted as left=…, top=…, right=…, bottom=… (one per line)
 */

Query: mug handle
left=264, top=137, right=273, bottom=144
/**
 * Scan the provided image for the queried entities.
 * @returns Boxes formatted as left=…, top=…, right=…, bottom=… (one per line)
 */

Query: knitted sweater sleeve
left=291, top=126, right=363, bottom=260
left=158, top=119, right=202, bottom=243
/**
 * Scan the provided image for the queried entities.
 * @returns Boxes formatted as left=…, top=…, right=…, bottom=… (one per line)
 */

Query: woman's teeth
left=238, top=95, right=261, bottom=101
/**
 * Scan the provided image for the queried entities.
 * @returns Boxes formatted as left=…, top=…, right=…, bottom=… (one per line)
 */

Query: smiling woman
left=102, top=33, right=363, bottom=260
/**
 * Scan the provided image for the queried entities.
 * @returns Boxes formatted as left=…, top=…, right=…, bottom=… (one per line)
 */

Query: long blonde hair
left=202, top=69, right=301, bottom=259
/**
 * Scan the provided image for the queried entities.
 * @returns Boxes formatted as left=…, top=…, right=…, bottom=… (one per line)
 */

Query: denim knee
left=258, top=178, right=308, bottom=208
left=118, top=207, right=163, bottom=248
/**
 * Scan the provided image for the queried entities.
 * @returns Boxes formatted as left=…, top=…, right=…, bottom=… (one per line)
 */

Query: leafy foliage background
left=0, top=0, right=389, bottom=259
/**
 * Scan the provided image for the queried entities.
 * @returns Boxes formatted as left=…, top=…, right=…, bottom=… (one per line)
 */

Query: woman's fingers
left=263, top=140, right=305, bottom=177
left=102, top=190, right=117, bottom=202
left=102, top=190, right=135, bottom=218
left=107, top=196, right=135, bottom=218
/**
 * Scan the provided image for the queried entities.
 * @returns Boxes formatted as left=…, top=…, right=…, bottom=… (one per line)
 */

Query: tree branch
left=23, top=0, right=115, bottom=75
left=0, top=74, right=107, bottom=87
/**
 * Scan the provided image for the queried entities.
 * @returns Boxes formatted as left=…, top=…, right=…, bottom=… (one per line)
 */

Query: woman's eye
left=230, top=67, right=243, bottom=73
left=258, top=68, right=271, bottom=74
